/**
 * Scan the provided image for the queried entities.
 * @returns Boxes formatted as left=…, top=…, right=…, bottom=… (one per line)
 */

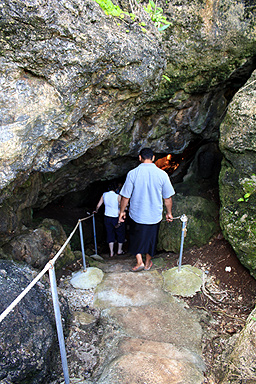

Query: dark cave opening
left=33, top=140, right=223, bottom=253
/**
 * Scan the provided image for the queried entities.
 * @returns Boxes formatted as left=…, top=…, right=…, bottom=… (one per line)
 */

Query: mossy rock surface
left=157, top=194, right=219, bottom=253
left=162, top=265, right=203, bottom=297
left=219, top=71, right=256, bottom=278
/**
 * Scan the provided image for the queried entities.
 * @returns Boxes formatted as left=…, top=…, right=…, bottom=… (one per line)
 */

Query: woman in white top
left=95, top=182, right=125, bottom=257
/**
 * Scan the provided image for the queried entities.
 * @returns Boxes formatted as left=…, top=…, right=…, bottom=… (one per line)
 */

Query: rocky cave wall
left=0, top=0, right=256, bottom=273
left=219, top=69, right=256, bottom=277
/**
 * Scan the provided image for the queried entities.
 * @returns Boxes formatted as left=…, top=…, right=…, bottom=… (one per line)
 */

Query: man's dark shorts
left=129, top=218, right=160, bottom=257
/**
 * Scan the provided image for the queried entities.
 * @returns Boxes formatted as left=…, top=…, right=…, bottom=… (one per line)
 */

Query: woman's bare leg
left=109, top=242, right=114, bottom=257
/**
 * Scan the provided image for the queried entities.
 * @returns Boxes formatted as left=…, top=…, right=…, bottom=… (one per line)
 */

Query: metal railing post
left=92, top=213, right=98, bottom=256
left=79, top=220, right=87, bottom=271
left=49, top=265, right=70, bottom=384
left=178, top=214, right=188, bottom=272
left=0, top=215, right=96, bottom=383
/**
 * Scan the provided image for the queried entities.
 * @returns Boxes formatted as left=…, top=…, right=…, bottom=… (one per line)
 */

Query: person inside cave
left=94, top=182, right=125, bottom=257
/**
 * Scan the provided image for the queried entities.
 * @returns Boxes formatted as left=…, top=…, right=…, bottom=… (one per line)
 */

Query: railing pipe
left=49, top=264, right=70, bottom=384
left=178, top=214, right=188, bottom=272
left=92, top=213, right=98, bottom=256
left=79, top=220, right=87, bottom=271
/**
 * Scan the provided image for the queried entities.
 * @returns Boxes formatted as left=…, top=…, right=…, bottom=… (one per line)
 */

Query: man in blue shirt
left=119, top=148, right=175, bottom=272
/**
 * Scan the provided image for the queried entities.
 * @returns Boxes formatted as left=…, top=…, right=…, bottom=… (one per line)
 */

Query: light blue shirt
left=120, top=163, right=175, bottom=224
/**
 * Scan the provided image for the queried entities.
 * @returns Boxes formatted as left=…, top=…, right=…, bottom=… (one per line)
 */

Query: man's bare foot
left=145, top=261, right=153, bottom=271
left=131, top=264, right=145, bottom=272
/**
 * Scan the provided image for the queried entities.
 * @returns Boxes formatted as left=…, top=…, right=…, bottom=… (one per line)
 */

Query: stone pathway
left=69, top=255, right=206, bottom=384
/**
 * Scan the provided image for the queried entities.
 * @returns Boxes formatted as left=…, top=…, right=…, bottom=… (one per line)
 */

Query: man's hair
left=139, top=148, right=154, bottom=160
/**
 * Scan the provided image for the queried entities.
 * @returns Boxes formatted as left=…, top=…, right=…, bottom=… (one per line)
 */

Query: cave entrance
left=33, top=140, right=222, bottom=255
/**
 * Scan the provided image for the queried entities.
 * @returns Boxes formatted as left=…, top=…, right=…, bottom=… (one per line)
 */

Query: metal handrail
left=0, top=213, right=96, bottom=384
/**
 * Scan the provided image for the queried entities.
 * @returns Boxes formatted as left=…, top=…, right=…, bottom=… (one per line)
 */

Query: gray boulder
left=0, top=260, right=68, bottom=383
left=2, top=219, right=76, bottom=270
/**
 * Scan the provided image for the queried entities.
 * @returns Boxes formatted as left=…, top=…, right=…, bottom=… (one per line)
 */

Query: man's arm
left=164, top=196, right=173, bottom=222
left=119, top=196, right=130, bottom=222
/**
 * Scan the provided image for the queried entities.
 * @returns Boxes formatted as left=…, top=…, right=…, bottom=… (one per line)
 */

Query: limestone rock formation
left=220, top=307, right=256, bottom=383
left=0, top=260, right=68, bottom=383
left=219, top=70, right=256, bottom=278
left=0, top=0, right=164, bottom=190
left=0, top=2, right=256, bottom=383
left=0, top=1, right=255, bottom=272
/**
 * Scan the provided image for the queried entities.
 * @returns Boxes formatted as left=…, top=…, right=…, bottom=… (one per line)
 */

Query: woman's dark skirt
left=129, top=218, right=160, bottom=257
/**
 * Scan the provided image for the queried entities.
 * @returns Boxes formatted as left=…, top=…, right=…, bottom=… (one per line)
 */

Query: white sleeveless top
left=103, top=191, right=119, bottom=217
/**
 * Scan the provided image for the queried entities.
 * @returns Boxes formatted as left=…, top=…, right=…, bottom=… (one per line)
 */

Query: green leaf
left=149, top=0, right=156, bottom=9
left=144, top=4, right=152, bottom=12
left=237, top=198, right=245, bottom=202
left=244, top=193, right=251, bottom=199
left=158, top=23, right=170, bottom=31
left=162, top=74, right=171, bottom=82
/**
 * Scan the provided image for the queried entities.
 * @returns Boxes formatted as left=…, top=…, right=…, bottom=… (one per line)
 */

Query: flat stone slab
left=101, top=301, right=202, bottom=354
left=90, top=254, right=104, bottom=261
left=119, top=338, right=205, bottom=370
left=94, top=270, right=166, bottom=308
left=70, top=267, right=104, bottom=289
left=162, top=265, right=204, bottom=297
left=83, top=262, right=206, bottom=383
left=97, top=338, right=204, bottom=384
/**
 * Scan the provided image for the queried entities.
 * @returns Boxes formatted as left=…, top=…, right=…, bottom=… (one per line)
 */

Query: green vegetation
left=162, top=74, right=171, bottom=82
left=94, top=0, right=170, bottom=32
left=237, top=174, right=256, bottom=203
left=143, top=0, right=170, bottom=31
left=94, top=0, right=125, bottom=17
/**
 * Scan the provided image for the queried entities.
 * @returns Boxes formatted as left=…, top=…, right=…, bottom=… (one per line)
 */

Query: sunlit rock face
left=219, top=70, right=256, bottom=278
left=0, top=0, right=255, bottom=247
left=0, top=0, right=165, bottom=190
